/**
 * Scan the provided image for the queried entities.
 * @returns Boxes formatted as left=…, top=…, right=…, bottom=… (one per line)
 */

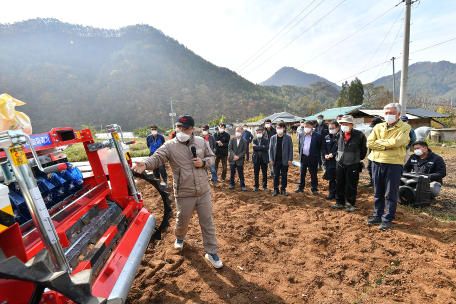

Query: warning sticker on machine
left=8, top=147, right=28, bottom=166
left=112, top=132, right=120, bottom=141
left=29, top=187, right=58, bottom=245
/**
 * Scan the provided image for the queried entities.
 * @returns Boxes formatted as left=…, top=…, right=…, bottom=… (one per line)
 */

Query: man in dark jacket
left=295, top=120, right=323, bottom=195
left=214, top=123, right=230, bottom=182
left=322, top=121, right=340, bottom=200
left=202, top=125, right=220, bottom=188
left=403, top=141, right=446, bottom=198
left=365, top=117, right=383, bottom=187
left=332, top=115, right=367, bottom=212
left=269, top=122, right=293, bottom=196
left=315, top=114, right=329, bottom=171
left=242, top=124, right=254, bottom=162
left=146, top=125, right=168, bottom=188
left=252, top=128, right=269, bottom=192
left=264, top=119, right=277, bottom=178
left=228, top=127, right=248, bottom=191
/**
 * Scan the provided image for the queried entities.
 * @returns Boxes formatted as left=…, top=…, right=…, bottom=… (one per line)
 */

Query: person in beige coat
left=132, top=115, right=223, bottom=268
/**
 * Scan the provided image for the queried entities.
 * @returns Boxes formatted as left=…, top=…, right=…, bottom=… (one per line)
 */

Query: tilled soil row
left=127, top=161, right=456, bottom=304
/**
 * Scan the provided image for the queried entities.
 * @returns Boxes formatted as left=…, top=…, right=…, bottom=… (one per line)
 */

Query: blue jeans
left=372, top=162, right=402, bottom=222
left=205, top=165, right=218, bottom=182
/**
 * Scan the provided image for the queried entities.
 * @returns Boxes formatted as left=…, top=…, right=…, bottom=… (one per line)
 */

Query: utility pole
left=399, top=0, right=412, bottom=115
left=169, top=99, right=177, bottom=132
left=392, top=57, right=396, bottom=102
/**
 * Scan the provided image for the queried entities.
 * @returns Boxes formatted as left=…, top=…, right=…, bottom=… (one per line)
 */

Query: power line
left=268, top=2, right=399, bottom=86
left=243, top=0, right=346, bottom=78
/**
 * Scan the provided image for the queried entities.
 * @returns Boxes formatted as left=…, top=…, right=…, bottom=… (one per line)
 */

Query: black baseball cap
left=202, top=125, right=209, bottom=130
left=150, top=125, right=157, bottom=129
left=176, top=114, right=194, bottom=129
left=370, top=117, right=383, bottom=126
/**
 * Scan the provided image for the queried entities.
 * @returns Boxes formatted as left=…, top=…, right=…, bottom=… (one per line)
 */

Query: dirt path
left=127, top=162, right=456, bottom=304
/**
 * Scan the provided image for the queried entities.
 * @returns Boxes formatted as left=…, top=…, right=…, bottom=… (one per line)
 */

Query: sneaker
left=205, top=253, right=223, bottom=268
left=228, top=185, right=235, bottom=189
left=241, top=186, right=247, bottom=191
left=212, top=181, right=221, bottom=188
left=366, top=216, right=382, bottom=225
left=346, top=203, right=355, bottom=212
left=379, top=221, right=393, bottom=231
left=174, top=239, right=184, bottom=249
left=331, top=203, right=345, bottom=209
left=264, top=188, right=269, bottom=191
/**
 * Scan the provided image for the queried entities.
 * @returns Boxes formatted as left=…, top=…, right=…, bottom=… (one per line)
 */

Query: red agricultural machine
left=0, top=124, right=172, bottom=304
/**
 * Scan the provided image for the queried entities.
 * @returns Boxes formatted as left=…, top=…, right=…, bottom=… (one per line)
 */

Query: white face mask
left=176, top=131, right=190, bottom=142
left=329, top=129, right=337, bottom=135
left=341, top=125, right=350, bottom=133
left=243, top=127, right=247, bottom=131
left=151, top=130, right=157, bottom=135
left=265, top=124, right=271, bottom=129
left=236, top=132, right=242, bottom=137
left=385, top=114, right=397, bottom=123
left=219, top=128, right=225, bottom=133
left=414, top=148, right=424, bottom=156
left=256, top=133, right=263, bottom=138
left=300, top=123, right=305, bottom=127
left=304, top=127, right=312, bottom=134
left=276, top=129, right=283, bottom=135
left=202, top=131, right=208, bottom=135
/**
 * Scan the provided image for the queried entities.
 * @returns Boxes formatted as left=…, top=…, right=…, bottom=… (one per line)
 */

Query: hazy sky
left=3, top=0, right=456, bottom=86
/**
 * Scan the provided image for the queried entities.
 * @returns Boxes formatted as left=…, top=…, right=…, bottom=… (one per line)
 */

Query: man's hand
left=253, top=143, right=257, bottom=146
left=132, top=162, right=146, bottom=174
left=325, top=155, right=330, bottom=160
left=233, top=155, right=239, bottom=161
left=288, top=160, right=292, bottom=166
left=329, top=153, right=333, bottom=158
left=270, top=161, right=274, bottom=165
left=217, top=141, right=223, bottom=146
left=193, top=158, right=203, bottom=167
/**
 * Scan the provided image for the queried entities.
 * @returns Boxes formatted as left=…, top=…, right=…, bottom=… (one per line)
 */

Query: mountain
left=373, top=61, right=456, bottom=100
left=260, top=67, right=342, bottom=90
left=0, top=19, right=338, bottom=133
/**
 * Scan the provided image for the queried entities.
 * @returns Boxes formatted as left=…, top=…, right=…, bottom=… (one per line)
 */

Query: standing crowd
left=133, top=102, right=447, bottom=269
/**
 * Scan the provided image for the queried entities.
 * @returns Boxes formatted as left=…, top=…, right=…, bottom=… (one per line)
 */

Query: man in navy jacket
left=321, top=121, right=340, bottom=200
left=252, top=128, right=269, bottom=191
left=146, top=125, right=168, bottom=188
left=241, top=124, right=254, bottom=162
left=295, top=120, right=322, bottom=195
left=269, top=122, right=293, bottom=196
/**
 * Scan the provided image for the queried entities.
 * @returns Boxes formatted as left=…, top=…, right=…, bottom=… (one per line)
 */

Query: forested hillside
left=374, top=61, right=456, bottom=100
left=0, top=19, right=337, bottom=132
left=260, top=66, right=341, bottom=90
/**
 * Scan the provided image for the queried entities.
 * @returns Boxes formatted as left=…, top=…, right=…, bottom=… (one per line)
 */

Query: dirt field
left=127, top=156, right=456, bottom=304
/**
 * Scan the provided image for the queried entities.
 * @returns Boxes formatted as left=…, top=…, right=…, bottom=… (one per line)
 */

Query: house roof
left=304, top=104, right=370, bottom=121
left=406, top=107, right=449, bottom=118
left=246, top=111, right=303, bottom=126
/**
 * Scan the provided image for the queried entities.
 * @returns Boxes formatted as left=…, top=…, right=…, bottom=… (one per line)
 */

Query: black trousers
left=215, top=156, right=228, bottom=180
left=253, top=156, right=268, bottom=188
left=273, top=161, right=288, bottom=191
left=367, top=159, right=373, bottom=180
left=149, top=152, right=168, bottom=181
left=298, top=155, right=318, bottom=192
left=229, top=164, right=245, bottom=187
left=335, top=163, right=359, bottom=206
left=325, top=166, right=337, bottom=196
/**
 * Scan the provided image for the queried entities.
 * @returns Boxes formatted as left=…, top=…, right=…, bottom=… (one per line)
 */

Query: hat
left=215, top=126, right=219, bottom=130
left=400, top=116, right=409, bottom=121
left=339, top=115, right=354, bottom=124
left=175, top=114, right=194, bottom=129
left=150, top=125, right=157, bottom=129
left=202, top=125, right=209, bottom=130
left=370, top=117, right=383, bottom=126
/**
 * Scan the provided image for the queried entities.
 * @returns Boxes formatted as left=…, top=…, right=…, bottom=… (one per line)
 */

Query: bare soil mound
left=127, top=161, right=456, bottom=304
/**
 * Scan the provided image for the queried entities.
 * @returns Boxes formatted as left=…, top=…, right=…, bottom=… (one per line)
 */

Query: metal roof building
left=304, top=105, right=370, bottom=121
left=246, top=111, right=304, bottom=126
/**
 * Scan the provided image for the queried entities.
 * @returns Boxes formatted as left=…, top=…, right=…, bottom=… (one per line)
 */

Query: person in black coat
left=214, top=123, right=231, bottom=182
left=269, top=122, right=293, bottom=196
left=295, top=120, right=323, bottom=195
left=332, top=115, right=367, bottom=212
left=252, top=128, right=270, bottom=192
left=315, top=114, right=329, bottom=171
left=263, top=118, right=277, bottom=178
left=321, top=121, right=340, bottom=200
left=241, top=124, right=254, bottom=162
left=403, top=140, right=446, bottom=198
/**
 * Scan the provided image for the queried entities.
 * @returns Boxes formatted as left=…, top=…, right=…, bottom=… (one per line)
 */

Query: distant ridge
left=260, top=67, right=341, bottom=90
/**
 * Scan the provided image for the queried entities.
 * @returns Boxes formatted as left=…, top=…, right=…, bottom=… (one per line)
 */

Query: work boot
left=379, top=221, right=393, bottom=231
left=331, top=203, right=345, bottom=209
left=366, top=216, right=382, bottom=225
left=174, top=239, right=184, bottom=249
left=205, top=253, right=223, bottom=269
left=346, top=203, right=355, bottom=212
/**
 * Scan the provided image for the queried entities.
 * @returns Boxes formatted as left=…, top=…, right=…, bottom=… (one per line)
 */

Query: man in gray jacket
left=228, top=127, right=248, bottom=191
left=269, top=122, right=293, bottom=196
left=132, top=115, right=223, bottom=269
